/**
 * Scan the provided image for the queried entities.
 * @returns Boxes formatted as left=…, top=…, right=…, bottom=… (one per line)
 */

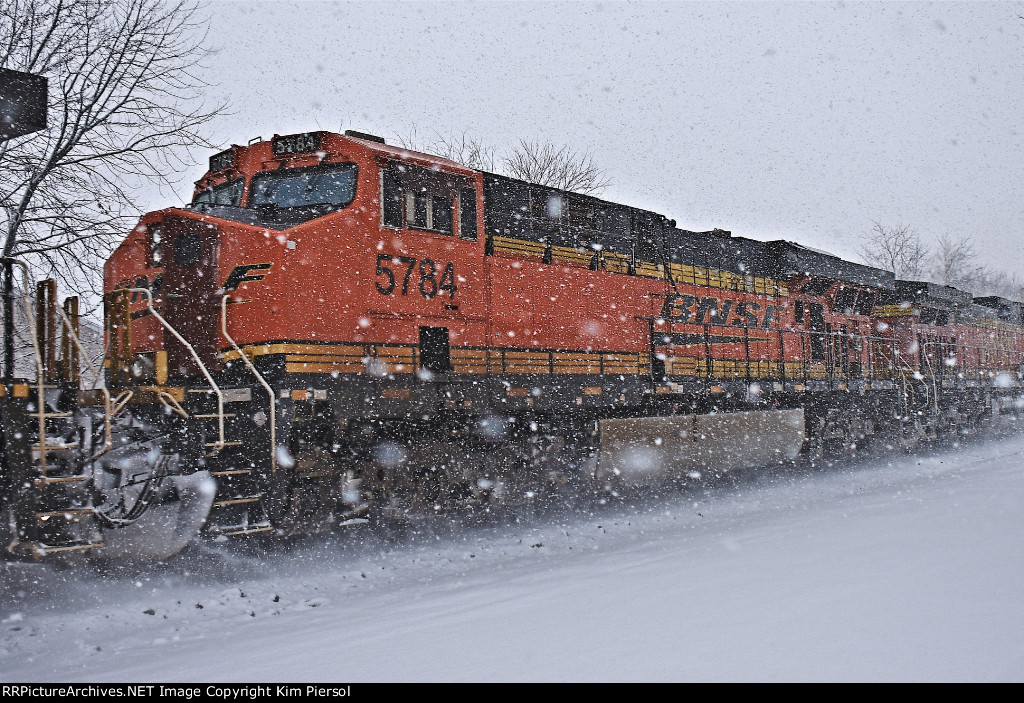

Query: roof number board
left=272, top=132, right=321, bottom=157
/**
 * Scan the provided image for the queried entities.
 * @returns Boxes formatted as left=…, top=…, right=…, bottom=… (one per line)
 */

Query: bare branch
left=0, top=0, right=224, bottom=297
left=432, top=132, right=497, bottom=173
left=930, top=233, right=986, bottom=291
left=503, top=139, right=610, bottom=195
left=391, top=126, right=612, bottom=195
left=857, top=221, right=925, bottom=279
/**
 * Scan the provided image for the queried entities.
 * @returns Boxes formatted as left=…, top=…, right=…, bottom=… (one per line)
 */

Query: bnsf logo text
left=661, top=293, right=779, bottom=329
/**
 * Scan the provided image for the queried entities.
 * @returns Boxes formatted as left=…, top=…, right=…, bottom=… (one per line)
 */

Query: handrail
left=221, top=294, right=277, bottom=477
left=1, top=259, right=50, bottom=476
left=919, top=345, right=941, bottom=417
left=156, top=391, right=189, bottom=419
left=652, top=325, right=904, bottom=382
left=888, top=343, right=924, bottom=421
left=918, top=338, right=1024, bottom=383
left=111, top=390, right=133, bottom=416
left=52, top=302, right=115, bottom=459
left=658, top=322, right=1024, bottom=386
left=126, top=288, right=227, bottom=455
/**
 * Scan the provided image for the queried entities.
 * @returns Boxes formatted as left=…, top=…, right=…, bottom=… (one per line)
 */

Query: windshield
left=249, top=162, right=357, bottom=209
left=192, top=178, right=243, bottom=208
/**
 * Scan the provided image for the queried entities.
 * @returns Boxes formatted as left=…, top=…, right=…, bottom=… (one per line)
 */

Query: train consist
left=2, top=129, right=1022, bottom=560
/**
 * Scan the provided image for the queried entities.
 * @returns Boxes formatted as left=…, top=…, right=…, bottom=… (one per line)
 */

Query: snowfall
left=2, top=426, right=1023, bottom=683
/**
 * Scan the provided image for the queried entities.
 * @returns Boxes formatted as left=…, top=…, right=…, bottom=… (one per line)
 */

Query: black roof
left=973, top=296, right=1023, bottom=321
left=891, top=280, right=973, bottom=308
left=765, top=241, right=895, bottom=290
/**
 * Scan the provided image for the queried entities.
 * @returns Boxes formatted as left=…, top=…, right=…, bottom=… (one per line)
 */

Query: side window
left=192, top=178, right=242, bottom=209
left=459, top=187, right=478, bottom=241
left=432, top=195, right=453, bottom=234
left=381, top=164, right=462, bottom=235
left=382, top=168, right=402, bottom=227
left=407, top=191, right=428, bottom=228
left=214, top=179, right=243, bottom=206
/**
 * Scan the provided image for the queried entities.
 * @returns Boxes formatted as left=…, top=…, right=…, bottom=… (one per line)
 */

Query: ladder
left=191, top=388, right=273, bottom=537
left=1, top=263, right=104, bottom=558
left=119, top=287, right=275, bottom=538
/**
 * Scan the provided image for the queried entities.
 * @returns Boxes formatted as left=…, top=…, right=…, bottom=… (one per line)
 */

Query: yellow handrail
left=220, top=294, right=277, bottom=477
left=126, top=288, right=227, bottom=455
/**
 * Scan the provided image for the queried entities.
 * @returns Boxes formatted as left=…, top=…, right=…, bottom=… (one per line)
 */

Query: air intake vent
left=344, top=129, right=386, bottom=144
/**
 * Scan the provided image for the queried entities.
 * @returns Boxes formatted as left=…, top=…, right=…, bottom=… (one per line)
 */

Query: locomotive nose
left=160, top=215, right=222, bottom=379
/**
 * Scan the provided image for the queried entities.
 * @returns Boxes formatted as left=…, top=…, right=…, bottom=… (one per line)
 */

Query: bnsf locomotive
left=1, top=129, right=1022, bottom=560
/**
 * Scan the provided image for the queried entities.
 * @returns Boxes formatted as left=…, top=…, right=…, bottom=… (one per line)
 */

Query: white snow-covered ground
left=2, top=430, right=1024, bottom=683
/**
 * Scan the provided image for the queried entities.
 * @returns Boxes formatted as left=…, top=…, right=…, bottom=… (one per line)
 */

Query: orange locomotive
left=2, top=129, right=1022, bottom=559
left=874, top=282, right=1024, bottom=445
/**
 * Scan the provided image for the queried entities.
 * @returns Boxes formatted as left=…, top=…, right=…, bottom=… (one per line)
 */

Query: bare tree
left=432, top=132, right=498, bottom=172
left=857, top=221, right=926, bottom=279
left=391, top=124, right=428, bottom=153
left=971, top=267, right=1024, bottom=301
left=502, top=139, right=610, bottom=196
left=931, top=233, right=987, bottom=292
left=393, top=127, right=610, bottom=196
left=0, top=0, right=221, bottom=298
left=392, top=126, right=496, bottom=170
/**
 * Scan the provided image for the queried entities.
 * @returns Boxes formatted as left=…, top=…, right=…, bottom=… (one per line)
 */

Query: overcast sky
left=165, top=1, right=1024, bottom=274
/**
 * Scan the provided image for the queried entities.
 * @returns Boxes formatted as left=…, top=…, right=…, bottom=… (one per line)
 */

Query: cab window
left=249, top=163, right=357, bottom=210
left=192, top=178, right=243, bottom=209
left=381, top=162, right=473, bottom=238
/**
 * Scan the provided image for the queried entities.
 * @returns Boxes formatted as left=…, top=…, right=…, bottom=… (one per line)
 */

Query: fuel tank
left=597, top=409, right=805, bottom=486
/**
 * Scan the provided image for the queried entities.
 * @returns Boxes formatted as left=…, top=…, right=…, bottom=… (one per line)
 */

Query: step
left=31, top=540, right=105, bottom=555
left=211, top=469, right=253, bottom=477
left=337, top=517, right=370, bottom=527
left=212, top=495, right=262, bottom=508
left=34, top=475, right=88, bottom=486
left=36, top=508, right=94, bottom=520
left=32, top=442, right=80, bottom=451
left=208, top=522, right=273, bottom=537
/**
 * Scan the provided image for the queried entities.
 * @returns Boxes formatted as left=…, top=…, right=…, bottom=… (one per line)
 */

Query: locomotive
left=1, top=128, right=1022, bottom=561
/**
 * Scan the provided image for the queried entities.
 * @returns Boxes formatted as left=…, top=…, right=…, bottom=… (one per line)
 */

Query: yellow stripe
left=247, top=341, right=807, bottom=381
left=285, top=354, right=363, bottom=364
left=489, top=236, right=791, bottom=295
left=224, top=342, right=365, bottom=362
left=871, top=305, right=914, bottom=317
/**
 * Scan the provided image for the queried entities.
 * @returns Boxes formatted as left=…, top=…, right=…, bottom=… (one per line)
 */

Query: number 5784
left=375, top=253, right=458, bottom=299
